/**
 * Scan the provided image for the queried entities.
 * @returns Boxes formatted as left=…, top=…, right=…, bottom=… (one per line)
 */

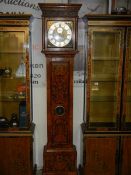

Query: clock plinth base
left=43, top=145, right=77, bottom=175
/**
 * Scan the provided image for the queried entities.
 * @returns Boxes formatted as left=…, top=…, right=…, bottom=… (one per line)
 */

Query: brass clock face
left=47, top=21, right=73, bottom=48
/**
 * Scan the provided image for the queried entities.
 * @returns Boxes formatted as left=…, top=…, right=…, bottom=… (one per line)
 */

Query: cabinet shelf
left=0, top=90, right=25, bottom=100
left=0, top=98, right=26, bottom=102
left=0, top=76, right=25, bottom=80
left=90, top=78, right=119, bottom=82
left=0, top=51, right=26, bottom=54
left=90, top=96, right=117, bottom=102
left=0, top=123, right=35, bottom=134
left=92, top=57, right=120, bottom=61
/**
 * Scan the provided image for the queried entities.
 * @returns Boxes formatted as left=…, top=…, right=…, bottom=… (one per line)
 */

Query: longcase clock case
left=82, top=15, right=131, bottom=175
left=39, top=3, right=81, bottom=175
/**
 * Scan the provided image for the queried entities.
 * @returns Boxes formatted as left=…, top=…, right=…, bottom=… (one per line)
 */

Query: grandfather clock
left=39, top=3, right=81, bottom=175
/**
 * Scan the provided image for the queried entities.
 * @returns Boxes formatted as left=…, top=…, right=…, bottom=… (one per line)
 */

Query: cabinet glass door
left=87, top=28, right=124, bottom=130
left=0, top=27, right=30, bottom=129
left=123, top=29, right=131, bottom=129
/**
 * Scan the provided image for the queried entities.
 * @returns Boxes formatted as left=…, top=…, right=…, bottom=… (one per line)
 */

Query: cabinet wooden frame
left=111, top=0, right=131, bottom=14
left=0, top=124, right=35, bottom=175
left=81, top=128, right=131, bottom=175
left=83, top=15, right=131, bottom=131
left=81, top=14, right=131, bottom=175
left=0, top=14, right=33, bottom=129
left=0, top=14, right=35, bottom=175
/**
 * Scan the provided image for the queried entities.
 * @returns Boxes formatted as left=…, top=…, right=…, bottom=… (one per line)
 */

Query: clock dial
left=47, top=21, right=73, bottom=48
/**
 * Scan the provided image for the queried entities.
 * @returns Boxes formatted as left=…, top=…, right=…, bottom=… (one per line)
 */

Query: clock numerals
left=47, top=21, right=73, bottom=48
left=51, top=39, right=56, bottom=45
left=57, top=28, right=63, bottom=34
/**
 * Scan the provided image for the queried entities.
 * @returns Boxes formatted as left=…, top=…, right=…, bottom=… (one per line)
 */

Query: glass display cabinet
left=111, top=0, right=131, bottom=14
left=0, top=14, right=35, bottom=175
left=0, top=15, right=32, bottom=129
left=81, top=15, right=131, bottom=175
left=87, top=25, right=123, bottom=130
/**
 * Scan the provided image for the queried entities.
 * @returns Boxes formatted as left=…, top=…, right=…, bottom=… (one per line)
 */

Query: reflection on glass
left=127, top=82, right=131, bottom=97
left=0, top=30, right=27, bottom=121
left=125, top=102, right=131, bottom=123
left=124, top=30, right=131, bottom=125
left=128, top=61, right=131, bottom=80
left=0, top=31, right=25, bottom=52
left=15, top=57, right=26, bottom=77
left=90, top=82, right=118, bottom=99
left=114, top=0, right=131, bottom=10
left=129, top=31, right=131, bottom=60
left=87, top=29, right=122, bottom=128
left=91, top=60, right=119, bottom=80
left=89, top=101, right=117, bottom=123
left=93, top=31, right=120, bottom=59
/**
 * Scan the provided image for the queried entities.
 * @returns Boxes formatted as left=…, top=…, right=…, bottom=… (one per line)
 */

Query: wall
left=0, top=0, right=85, bottom=170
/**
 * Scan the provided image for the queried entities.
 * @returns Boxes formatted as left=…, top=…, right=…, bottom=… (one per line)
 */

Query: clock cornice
left=38, top=3, right=81, bottom=17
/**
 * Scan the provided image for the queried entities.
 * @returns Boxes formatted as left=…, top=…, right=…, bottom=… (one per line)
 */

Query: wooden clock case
left=39, top=3, right=81, bottom=175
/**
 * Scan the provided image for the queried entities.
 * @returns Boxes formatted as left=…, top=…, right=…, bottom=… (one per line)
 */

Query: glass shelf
left=0, top=98, right=26, bottom=102
left=0, top=51, right=26, bottom=54
left=0, top=91, right=26, bottom=101
left=92, top=57, right=120, bottom=61
left=90, top=96, right=117, bottom=102
left=90, top=78, right=120, bottom=81
left=0, top=76, right=25, bottom=80
left=0, top=75, right=26, bottom=80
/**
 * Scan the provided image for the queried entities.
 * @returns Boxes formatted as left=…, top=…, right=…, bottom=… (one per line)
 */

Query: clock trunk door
left=46, top=55, right=73, bottom=147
